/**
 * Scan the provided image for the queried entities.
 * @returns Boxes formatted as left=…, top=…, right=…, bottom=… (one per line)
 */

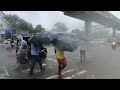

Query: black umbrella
left=28, top=33, right=53, bottom=45
left=28, top=35, right=42, bottom=46
left=35, top=33, right=53, bottom=44
left=53, top=36, right=79, bottom=52
left=48, top=32, right=77, bottom=39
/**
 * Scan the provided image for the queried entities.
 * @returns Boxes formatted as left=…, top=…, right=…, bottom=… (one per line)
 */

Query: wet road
left=0, top=43, right=120, bottom=79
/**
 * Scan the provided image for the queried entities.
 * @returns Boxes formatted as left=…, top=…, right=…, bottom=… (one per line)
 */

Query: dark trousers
left=29, top=55, right=43, bottom=75
left=80, top=50, right=86, bottom=61
left=58, top=63, right=66, bottom=74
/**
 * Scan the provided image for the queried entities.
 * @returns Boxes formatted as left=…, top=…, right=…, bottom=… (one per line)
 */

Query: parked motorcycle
left=39, top=46, right=48, bottom=63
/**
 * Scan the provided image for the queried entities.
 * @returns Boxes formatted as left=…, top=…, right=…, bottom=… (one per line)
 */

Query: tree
left=5, top=14, right=33, bottom=34
left=35, top=25, right=45, bottom=32
left=51, top=22, right=68, bottom=32
left=5, top=14, right=20, bottom=31
left=30, top=24, right=45, bottom=34
left=28, top=23, right=33, bottom=33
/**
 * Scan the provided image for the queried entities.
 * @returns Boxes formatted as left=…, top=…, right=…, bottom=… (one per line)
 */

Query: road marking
left=48, top=58, right=55, bottom=61
left=76, top=70, right=87, bottom=75
left=0, top=74, right=8, bottom=76
left=49, top=67, right=52, bottom=68
left=48, top=58, right=57, bottom=62
left=0, top=66, right=10, bottom=79
left=45, top=75, right=58, bottom=79
left=64, top=77, right=73, bottom=79
left=53, top=61, right=57, bottom=62
left=0, top=77, right=5, bottom=79
left=64, top=70, right=87, bottom=79
left=45, top=69, right=74, bottom=79
left=42, top=64, right=47, bottom=66
left=62, top=69, right=74, bottom=74
left=71, top=75, right=75, bottom=78
left=3, top=66, right=9, bottom=77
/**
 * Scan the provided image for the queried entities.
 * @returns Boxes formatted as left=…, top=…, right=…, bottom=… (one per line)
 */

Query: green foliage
left=5, top=14, right=45, bottom=34
left=30, top=24, right=45, bottom=34
left=51, top=22, right=68, bottom=32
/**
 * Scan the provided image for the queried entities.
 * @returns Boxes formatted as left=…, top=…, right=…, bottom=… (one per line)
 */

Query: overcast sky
left=3, top=11, right=120, bottom=32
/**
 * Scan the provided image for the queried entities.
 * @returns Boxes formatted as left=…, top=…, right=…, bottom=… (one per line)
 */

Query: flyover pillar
left=85, top=20, right=91, bottom=37
left=112, top=28, right=116, bottom=38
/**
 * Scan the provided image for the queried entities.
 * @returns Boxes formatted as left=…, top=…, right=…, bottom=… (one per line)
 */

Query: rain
left=0, top=11, right=120, bottom=79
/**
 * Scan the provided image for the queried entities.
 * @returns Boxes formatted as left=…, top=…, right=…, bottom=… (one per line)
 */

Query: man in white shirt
left=79, top=40, right=87, bottom=62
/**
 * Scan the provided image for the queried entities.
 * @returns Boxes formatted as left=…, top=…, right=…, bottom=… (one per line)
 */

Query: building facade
left=0, top=11, right=10, bottom=38
left=0, top=11, right=10, bottom=34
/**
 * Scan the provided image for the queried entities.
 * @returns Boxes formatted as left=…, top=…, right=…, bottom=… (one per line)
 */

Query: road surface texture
left=0, top=42, right=120, bottom=79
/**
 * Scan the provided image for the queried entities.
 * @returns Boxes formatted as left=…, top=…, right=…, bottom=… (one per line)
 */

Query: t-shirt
left=80, top=40, right=87, bottom=51
left=31, top=43, right=39, bottom=55
left=55, top=47, right=64, bottom=59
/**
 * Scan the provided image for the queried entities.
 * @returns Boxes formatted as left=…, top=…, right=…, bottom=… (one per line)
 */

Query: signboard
left=5, top=29, right=13, bottom=39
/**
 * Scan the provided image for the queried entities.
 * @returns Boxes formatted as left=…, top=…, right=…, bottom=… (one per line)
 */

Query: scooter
left=10, top=40, right=15, bottom=48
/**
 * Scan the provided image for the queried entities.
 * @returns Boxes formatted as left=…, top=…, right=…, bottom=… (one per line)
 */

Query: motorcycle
left=112, top=41, right=117, bottom=50
left=39, top=46, right=48, bottom=63
left=10, top=40, right=15, bottom=48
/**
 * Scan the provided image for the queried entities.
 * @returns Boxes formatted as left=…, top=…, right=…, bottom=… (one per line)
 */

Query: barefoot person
left=54, top=47, right=67, bottom=78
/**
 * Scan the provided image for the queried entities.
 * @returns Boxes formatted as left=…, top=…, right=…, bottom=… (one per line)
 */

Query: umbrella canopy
left=28, top=35, right=42, bottom=46
left=28, top=33, right=53, bottom=45
left=48, top=32, right=77, bottom=39
left=53, top=36, right=79, bottom=52
left=28, top=32, right=79, bottom=51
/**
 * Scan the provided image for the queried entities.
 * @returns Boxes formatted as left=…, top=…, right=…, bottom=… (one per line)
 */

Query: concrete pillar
left=85, top=20, right=91, bottom=37
left=113, top=28, right=116, bottom=38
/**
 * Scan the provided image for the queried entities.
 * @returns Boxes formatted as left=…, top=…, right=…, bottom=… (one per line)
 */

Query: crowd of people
left=15, top=35, right=68, bottom=78
left=16, top=35, right=87, bottom=79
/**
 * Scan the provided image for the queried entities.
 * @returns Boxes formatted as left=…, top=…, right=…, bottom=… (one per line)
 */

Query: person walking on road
left=16, top=35, right=28, bottom=68
left=29, top=42, right=45, bottom=76
left=54, top=47, right=67, bottom=78
left=79, top=40, right=87, bottom=63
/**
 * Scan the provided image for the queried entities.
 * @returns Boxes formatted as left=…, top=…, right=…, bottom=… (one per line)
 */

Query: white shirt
left=79, top=40, right=87, bottom=50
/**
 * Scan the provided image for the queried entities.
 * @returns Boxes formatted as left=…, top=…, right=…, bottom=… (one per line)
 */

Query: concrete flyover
left=62, top=11, right=120, bottom=38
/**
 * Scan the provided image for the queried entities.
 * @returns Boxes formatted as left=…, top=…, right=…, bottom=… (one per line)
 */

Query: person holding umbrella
left=54, top=47, right=67, bottom=78
left=29, top=37, right=45, bottom=76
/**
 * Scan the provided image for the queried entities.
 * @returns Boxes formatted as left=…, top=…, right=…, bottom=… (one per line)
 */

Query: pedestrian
left=29, top=42, right=45, bottom=76
left=16, top=39, right=19, bottom=54
left=16, top=35, right=28, bottom=67
left=54, top=47, right=67, bottom=78
left=17, top=35, right=28, bottom=54
left=79, top=40, right=87, bottom=63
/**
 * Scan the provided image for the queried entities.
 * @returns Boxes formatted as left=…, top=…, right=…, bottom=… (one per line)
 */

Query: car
left=4, top=39, right=11, bottom=44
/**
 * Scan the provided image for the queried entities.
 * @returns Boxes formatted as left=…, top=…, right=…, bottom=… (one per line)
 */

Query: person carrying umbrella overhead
left=54, top=47, right=67, bottom=78
left=29, top=36, right=45, bottom=76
